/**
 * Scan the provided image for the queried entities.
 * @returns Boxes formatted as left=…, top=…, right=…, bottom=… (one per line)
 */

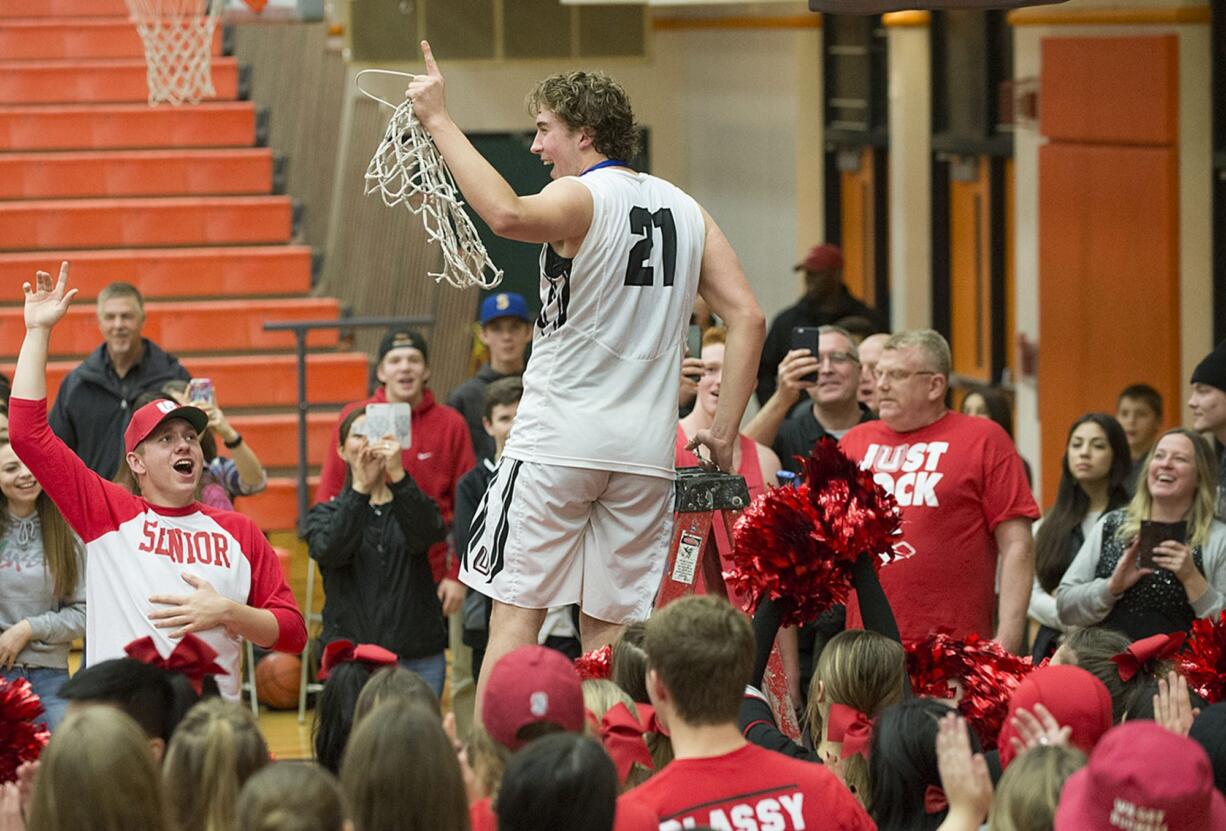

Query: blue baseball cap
left=480, top=292, right=531, bottom=326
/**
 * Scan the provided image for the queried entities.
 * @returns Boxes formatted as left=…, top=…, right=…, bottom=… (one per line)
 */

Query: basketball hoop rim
left=355, top=68, right=421, bottom=111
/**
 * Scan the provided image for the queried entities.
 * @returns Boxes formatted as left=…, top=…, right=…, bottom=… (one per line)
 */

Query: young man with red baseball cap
left=622, top=596, right=874, bottom=831
left=468, top=644, right=656, bottom=831
left=8, top=263, right=306, bottom=700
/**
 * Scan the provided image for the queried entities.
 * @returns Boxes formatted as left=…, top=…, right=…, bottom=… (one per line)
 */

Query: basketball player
left=407, top=43, right=765, bottom=703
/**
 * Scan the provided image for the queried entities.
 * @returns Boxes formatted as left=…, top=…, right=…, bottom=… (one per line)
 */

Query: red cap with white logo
left=481, top=645, right=585, bottom=751
left=123, top=399, right=209, bottom=454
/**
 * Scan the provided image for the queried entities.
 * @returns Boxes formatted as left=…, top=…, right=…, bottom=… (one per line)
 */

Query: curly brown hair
left=525, top=71, right=639, bottom=163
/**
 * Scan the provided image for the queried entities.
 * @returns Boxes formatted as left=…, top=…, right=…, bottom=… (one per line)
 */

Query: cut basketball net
left=356, top=69, right=503, bottom=290
left=125, top=0, right=222, bottom=106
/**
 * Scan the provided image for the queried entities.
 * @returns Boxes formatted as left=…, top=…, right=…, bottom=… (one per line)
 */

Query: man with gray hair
left=839, top=329, right=1038, bottom=653
left=49, top=282, right=190, bottom=478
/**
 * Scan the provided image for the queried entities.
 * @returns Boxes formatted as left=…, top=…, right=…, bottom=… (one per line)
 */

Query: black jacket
left=48, top=339, right=191, bottom=478
left=774, top=402, right=877, bottom=474
left=446, top=365, right=520, bottom=463
left=306, top=476, right=448, bottom=660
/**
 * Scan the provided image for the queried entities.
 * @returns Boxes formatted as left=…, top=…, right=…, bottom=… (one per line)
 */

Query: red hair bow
left=923, top=785, right=948, bottom=814
left=597, top=702, right=655, bottom=783
left=318, top=640, right=398, bottom=682
left=124, top=635, right=227, bottom=695
left=826, top=702, right=873, bottom=759
left=1111, top=632, right=1187, bottom=682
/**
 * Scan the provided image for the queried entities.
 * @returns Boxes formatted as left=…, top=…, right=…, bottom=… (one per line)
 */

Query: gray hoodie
left=0, top=513, right=86, bottom=669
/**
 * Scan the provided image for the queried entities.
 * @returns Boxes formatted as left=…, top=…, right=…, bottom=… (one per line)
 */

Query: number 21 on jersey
left=624, top=207, right=677, bottom=287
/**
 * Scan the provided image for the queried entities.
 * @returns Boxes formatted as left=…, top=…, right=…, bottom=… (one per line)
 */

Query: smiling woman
left=0, top=441, right=85, bottom=730
left=1056, top=428, right=1226, bottom=639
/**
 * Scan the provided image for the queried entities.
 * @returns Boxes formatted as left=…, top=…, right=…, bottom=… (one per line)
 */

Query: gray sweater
left=0, top=513, right=86, bottom=669
left=1056, top=513, right=1226, bottom=628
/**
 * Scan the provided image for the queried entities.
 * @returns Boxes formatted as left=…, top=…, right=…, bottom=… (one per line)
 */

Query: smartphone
left=365, top=403, right=412, bottom=448
left=1137, top=520, right=1187, bottom=570
left=186, top=378, right=213, bottom=406
left=686, top=324, right=703, bottom=359
left=790, top=326, right=820, bottom=384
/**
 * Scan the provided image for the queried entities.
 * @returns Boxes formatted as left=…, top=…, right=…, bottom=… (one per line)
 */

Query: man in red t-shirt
left=839, top=330, right=1038, bottom=653
left=621, top=596, right=873, bottom=831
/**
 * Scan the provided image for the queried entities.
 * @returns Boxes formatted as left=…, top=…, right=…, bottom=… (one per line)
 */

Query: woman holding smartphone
left=305, top=408, right=449, bottom=695
left=1056, top=427, right=1226, bottom=640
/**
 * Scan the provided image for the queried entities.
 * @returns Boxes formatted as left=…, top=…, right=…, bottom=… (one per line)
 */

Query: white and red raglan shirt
left=9, top=397, right=307, bottom=700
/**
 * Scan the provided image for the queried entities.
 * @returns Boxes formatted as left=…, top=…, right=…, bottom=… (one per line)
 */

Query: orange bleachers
left=0, top=20, right=221, bottom=61
left=0, top=10, right=373, bottom=532
left=0, top=149, right=274, bottom=200
left=0, top=102, right=260, bottom=151
left=5, top=354, right=372, bottom=410
left=0, top=195, right=294, bottom=250
left=0, top=0, right=127, bottom=16
left=228, top=413, right=337, bottom=468
left=240, top=476, right=321, bottom=533
left=0, top=298, right=343, bottom=356
left=0, top=57, right=240, bottom=105
left=0, top=247, right=311, bottom=299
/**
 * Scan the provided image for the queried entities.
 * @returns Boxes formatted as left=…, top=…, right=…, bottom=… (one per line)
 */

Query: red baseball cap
left=481, top=645, right=584, bottom=751
left=1054, top=721, right=1226, bottom=831
left=997, top=665, right=1113, bottom=770
left=794, top=243, right=844, bottom=273
left=124, top=399, right=209, bottom=454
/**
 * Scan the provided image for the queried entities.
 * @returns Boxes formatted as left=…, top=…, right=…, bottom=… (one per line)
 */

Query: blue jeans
left=399, top=652, right=446, bottom=698
left=2, top=666, right=69, bottom=731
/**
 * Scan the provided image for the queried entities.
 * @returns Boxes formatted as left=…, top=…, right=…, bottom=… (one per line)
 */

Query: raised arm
left=742, top=349, right=820, bottom=448
left=685, top=210, right=766, bottom=472
left=1055, top=519, right=1123, bottom=628
left=13, top=262, right=76, bottom=402
left=406, top=41, right=593, bottom=244
left=205, top=399, right=267, bottom=496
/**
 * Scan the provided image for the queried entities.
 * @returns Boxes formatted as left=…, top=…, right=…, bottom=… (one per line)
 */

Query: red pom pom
left=0, top=677, right=49, bottom=783
left=905, top=631, right=1034, bottom=748
left=575, top=644, right=613, bottom=682
left=728, top=438, right=901, bottom=627
left=1178, top=611, right=1226, bottom=703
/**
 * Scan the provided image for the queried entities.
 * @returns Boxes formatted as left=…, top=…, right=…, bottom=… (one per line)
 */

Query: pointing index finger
left=421, top=40, right=440, bottom=76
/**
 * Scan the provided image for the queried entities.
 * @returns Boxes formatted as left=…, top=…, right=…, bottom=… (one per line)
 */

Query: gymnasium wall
left=1009, top=0, right=1213, bottom=503
left=325, top=5, right=826, bottom=342
left=249, top=2, right=1215, bottom=504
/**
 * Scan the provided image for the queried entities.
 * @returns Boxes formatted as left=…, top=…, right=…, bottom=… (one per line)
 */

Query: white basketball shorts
left=459, top=459, right=675, bottom=624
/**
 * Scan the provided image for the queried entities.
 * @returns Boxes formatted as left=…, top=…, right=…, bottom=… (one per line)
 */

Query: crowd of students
left=4, top=256, right=1226, bottom=831
left=4, top=584, right=1225, bottom=831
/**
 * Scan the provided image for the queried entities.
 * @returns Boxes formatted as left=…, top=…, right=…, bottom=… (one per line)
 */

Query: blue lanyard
left=580, top=159, right=630, bottom=176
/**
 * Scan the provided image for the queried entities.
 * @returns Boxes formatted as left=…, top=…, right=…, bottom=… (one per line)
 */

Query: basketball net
left=357, top=69, right=503, bottom=291
left=126, top=0, right=222, bottom=107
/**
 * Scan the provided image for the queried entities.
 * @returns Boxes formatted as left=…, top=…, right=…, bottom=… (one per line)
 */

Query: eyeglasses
left=873, top=368, right=937, bottom=384
left=817, top=351, right=859, bottom=366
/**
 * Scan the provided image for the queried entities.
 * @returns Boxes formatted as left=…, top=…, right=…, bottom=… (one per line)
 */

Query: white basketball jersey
left=502, top=168, right=706, bottom=479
